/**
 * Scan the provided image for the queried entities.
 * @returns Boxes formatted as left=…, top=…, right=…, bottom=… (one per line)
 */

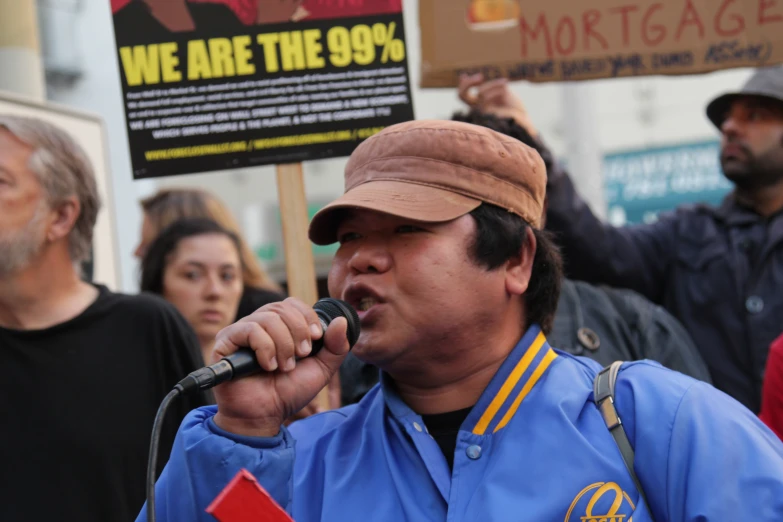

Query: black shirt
left=421, top=407, right=473, bottom=471
left=0, top=285, right=209, bottom=522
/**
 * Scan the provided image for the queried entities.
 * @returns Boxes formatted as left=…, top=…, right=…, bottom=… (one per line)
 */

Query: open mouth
left=343, top=284, right=385, bottom=316
left=357, top=297, right=380, bottom=312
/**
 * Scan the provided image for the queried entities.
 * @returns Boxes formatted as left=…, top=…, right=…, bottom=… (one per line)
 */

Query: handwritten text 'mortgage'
left=518, top=0, right=783, bottom=59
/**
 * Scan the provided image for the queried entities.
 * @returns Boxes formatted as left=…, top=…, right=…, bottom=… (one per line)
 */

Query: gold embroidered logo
left=565, top=482, right=636, bottom=522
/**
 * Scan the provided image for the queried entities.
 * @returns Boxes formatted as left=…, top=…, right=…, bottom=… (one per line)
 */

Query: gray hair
left=0, top=114, right=101, bottom=262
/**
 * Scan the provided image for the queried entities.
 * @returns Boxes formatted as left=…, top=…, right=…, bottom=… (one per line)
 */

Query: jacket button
left=745, top=296, right=764, bottom=314
left=466, top=445, right=482, bottom=460
left=577, top=328, right=601, bottom=351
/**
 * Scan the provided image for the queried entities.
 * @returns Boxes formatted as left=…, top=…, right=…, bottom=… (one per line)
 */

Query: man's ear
left=46, top=197, right=80, bottom=243
left=505, top=227, right=536, bottom=296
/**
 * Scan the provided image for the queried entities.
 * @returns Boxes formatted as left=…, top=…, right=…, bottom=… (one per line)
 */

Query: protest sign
left=419, top=0, right=783, bottom=87
left=110, top=0, right=414, bottom=179
left=603, top=140, right=732, bottom=225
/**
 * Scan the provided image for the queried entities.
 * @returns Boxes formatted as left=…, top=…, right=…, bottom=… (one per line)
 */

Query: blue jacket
left=138, top=325, right=783, bottom=521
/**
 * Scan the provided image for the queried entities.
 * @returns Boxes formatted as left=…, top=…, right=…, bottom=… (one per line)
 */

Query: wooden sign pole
left=275, top=162, right=331, bottom=411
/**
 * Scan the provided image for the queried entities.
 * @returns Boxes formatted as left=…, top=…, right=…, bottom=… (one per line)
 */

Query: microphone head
left=313, top=298, right=361, bottom=348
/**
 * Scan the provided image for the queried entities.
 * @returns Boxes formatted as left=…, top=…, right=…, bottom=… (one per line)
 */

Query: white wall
left=593, top=70, right=754, bottom=151
left=40, top=0, right=753, bottom=291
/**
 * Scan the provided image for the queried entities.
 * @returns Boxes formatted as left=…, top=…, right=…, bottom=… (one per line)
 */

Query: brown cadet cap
left=308, top=119, right=547, bottom=245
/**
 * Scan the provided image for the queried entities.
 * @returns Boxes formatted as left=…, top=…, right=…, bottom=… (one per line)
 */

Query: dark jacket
left=541, top=138, right=783, bottom=413
left=549, top=280, right=711, bottom=382
left=339, top=278, right=710, bottom=406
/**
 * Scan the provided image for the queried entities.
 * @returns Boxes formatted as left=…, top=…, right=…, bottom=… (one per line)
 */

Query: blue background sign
left=603, top=140, right=732, bottom=226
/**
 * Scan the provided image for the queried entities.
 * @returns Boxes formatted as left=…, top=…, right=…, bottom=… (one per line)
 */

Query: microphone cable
left=146, top=387, right=183, bottom=522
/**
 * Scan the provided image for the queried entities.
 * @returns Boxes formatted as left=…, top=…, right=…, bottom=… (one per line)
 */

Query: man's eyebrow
left=335, top=210, right=358, bottom=227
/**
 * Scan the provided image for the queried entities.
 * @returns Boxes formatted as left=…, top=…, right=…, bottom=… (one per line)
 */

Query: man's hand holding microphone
left=180, top=297, right=360, bottom=438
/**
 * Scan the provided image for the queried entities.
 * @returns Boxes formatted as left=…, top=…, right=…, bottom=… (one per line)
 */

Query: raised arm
left=456, top=74, right=679, bottom=302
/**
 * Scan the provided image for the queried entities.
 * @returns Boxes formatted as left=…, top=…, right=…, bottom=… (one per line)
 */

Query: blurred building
left=15, top=0, right=754, bottom=291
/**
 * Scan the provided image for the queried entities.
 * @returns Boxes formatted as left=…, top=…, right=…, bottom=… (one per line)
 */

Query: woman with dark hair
left=135, top=188, right=286, bottom=321
left=141, top=217, right=338, bottom=419
left=141, top=218, right=244, bottom=366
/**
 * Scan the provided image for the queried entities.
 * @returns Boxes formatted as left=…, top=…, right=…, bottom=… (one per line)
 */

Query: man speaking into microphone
left=139, top=120, right=783, bottom=522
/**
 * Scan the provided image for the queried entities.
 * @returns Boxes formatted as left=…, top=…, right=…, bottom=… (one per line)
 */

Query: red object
left=300, top=0, right=402, bottom=21
left=760, top=333, right=783, bottom=441
left=111, top=0, right=403, bottom=22
left=111, top=0, right=132, bottom=13
left=110, top=0, right=257, bottom=24
left=207, top=469, right=294, bottom=522
left=190, top=0, right=258, bottom=25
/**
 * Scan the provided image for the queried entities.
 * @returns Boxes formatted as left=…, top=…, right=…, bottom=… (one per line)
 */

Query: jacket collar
left=714, top=191, right=771, bottom=225
left=380, top=324, right=558, bottom=435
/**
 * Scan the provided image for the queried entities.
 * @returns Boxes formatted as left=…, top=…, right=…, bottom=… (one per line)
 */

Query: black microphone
left=175, top=298, right=360, bottom=394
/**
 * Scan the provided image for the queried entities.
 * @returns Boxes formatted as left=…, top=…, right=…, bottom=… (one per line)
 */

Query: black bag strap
left=593, top=361, right=655, bottom=520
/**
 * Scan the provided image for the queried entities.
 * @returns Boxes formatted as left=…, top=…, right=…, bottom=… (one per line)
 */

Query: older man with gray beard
left=0, top=198, right=47, bottom=276
left=0, top=115, right=209, bottom=522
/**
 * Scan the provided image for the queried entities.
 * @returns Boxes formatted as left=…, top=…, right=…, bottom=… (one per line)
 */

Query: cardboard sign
left=109, top=0, right=414, bottom=179
left=419, top=0, right=783, bottom=87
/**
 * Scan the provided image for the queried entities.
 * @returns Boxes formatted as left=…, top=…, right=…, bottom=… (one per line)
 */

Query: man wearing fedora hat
left=458, top=68, right=783, bottom=415
left=138, top=119, right=783, bottom=522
